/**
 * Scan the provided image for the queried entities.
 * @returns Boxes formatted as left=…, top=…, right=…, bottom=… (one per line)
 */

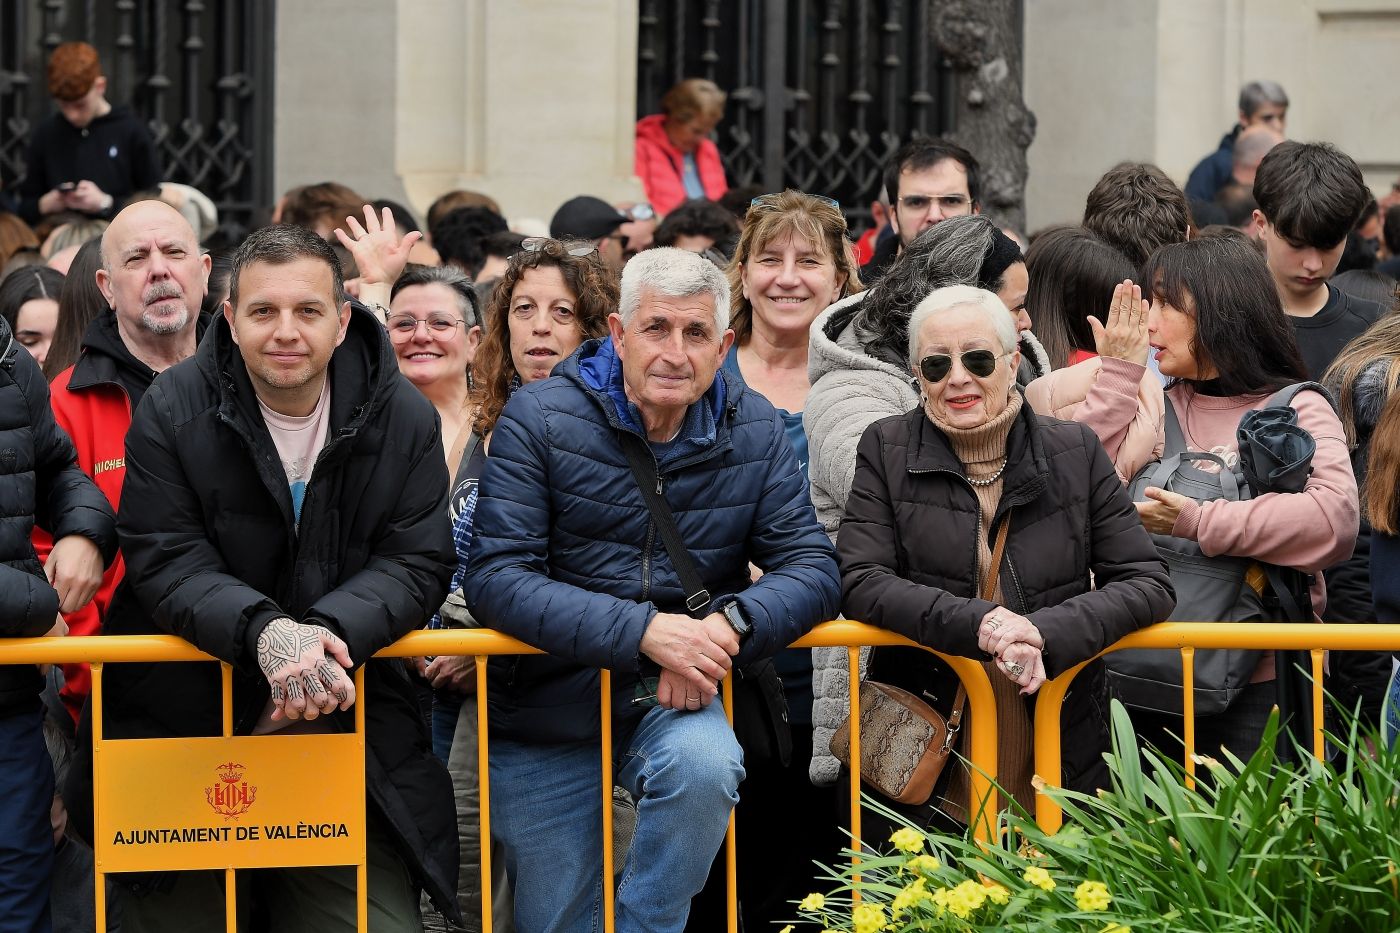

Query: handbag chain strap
left=942, top=513, right=1012, bottom=752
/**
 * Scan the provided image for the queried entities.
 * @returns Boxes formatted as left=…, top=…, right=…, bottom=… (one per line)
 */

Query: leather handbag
left=829, top=515, right=1010, bottom=805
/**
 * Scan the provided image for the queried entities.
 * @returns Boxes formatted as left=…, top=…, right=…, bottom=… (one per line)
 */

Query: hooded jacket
left=838, top=403, right=1175, bottom=795
left=65, top=304, right=460, bottom=920
left=463, top=337, right=839, bottom=745
left=0, top=315, right=116, bottom=715
left=634, top=113, right=729, bottom=216
left=35, top=311, right=198, bottom=721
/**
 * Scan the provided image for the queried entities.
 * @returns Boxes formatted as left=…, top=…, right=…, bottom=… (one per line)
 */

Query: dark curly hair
left=471, top=239, right=617, bottom=435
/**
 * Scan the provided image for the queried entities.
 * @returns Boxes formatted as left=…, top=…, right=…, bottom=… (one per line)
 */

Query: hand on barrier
left=1135, top=486, right=1189, bottom=536
left=333, top=204, right=420, bottom=287
left=639, top=612, right=737, bottom=699
left=425, top=654, right=477, bottom=694
left=977, top=607, right=1043, bottom=659
left=655, top=666, right=714, bottom=711
left=45, top=533, right=105, bottom=613
left=256, top=618, right=357, bottom=721
left=997, top=642, right=1047, bottom=695
left=1088, top=279, right=1150, bottom=365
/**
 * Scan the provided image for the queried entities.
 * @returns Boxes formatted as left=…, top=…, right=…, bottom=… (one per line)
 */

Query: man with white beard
left=38, top=199, right=210, bottom=722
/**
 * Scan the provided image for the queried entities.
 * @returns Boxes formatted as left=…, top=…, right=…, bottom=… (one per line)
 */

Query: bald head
left=100, top=199, right=197, bottom=271
left=96, top=198, right=210, bottom=343
left=1233, top=126, right=1285, bottom=186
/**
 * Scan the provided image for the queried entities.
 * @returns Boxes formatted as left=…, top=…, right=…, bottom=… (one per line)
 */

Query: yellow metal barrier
left=3, top=621, right=1002, bottom=933
left=1032, top=622, right=1400, bottom=833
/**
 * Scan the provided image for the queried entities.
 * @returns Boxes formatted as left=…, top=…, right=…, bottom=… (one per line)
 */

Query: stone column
left=394, top=0, right=644, bottom=227
left=273, top=1, right=644, bottom=226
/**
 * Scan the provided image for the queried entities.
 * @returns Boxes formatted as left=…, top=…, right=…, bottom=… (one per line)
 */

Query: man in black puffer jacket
left=0, top=312, right=116, bottom=931
left=66, top=225, right=457, bottom=931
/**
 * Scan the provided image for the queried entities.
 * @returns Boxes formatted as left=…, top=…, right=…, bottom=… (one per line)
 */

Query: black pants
left=686, top=725, right=845, bottom=932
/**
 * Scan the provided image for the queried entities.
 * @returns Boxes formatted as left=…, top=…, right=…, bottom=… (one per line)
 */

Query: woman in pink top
left=635, top=78, right=729, bottom=216
left=1038, top=233, right=1358, bottom=760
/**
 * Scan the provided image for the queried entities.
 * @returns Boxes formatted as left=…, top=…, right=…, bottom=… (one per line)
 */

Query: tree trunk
left=931, top=0, right=1036, bottom=235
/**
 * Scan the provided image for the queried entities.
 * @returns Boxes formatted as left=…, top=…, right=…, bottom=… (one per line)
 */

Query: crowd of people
left=4, top=43, right=1400, bottom=933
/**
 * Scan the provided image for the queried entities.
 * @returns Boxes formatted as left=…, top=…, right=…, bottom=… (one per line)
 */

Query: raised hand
left=256, top=617, right=356, bottom=721
left=332, top=204, right=421, bottom=287
left=1088, top=280, right=1150, bottom=365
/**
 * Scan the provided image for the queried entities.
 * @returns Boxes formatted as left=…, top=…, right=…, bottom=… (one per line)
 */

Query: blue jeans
left=433, top=689, right=465, bottom=763
left=1384, top=659, right=1400, bottom=748
left=0, top=709, right=54, bottom=933
left=490, top=701, right=743, bottom=933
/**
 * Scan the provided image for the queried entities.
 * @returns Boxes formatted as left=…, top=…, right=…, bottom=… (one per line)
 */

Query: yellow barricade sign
left=94, top=732, right=365, bottom=873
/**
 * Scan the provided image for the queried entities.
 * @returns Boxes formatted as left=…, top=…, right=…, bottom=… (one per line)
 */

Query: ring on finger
left=1004, top=660, right=1025, bottom=676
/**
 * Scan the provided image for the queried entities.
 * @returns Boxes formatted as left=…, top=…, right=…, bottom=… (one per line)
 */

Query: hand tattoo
left=318, top=659, right=349, bottom=705
left=256, top=617, right=319, bottom=679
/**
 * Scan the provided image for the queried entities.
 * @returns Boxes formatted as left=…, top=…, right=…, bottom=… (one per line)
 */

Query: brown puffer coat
left=837, top=401, right=1174, bottom=794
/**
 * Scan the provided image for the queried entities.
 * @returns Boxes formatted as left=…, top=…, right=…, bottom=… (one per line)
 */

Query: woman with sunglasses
left=808, top=213, right=1039, bottom=788
left=836, top=284, right=1171, bottom=831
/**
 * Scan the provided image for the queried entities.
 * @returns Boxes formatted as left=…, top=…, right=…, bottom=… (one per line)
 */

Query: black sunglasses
left=918, top=349, right=1005, bottom=383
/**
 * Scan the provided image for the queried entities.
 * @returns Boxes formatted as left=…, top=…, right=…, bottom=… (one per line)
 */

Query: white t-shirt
left=257, top=381, right=331, bottom=527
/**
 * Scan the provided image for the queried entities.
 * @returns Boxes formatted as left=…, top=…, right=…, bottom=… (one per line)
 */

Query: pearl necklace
left=966, top=458, right=1009, bottom=487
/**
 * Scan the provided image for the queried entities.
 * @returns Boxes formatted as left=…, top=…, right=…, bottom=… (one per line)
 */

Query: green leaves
left=794, top=701, right=1400, bottom=931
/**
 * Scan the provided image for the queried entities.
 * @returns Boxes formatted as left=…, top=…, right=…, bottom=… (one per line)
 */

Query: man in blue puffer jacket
left=464, top=247, right=839, bottom=932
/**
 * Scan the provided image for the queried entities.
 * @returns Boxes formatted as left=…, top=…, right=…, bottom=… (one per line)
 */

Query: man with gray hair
left=464, top=246, right=839, bottom=931
left=1185, top=79, right=1289, bottom=203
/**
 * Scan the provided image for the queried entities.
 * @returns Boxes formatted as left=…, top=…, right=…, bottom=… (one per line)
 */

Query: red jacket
left=634, top=113, right=728, bottom=215
left=33, top=341, right=134, bottom=721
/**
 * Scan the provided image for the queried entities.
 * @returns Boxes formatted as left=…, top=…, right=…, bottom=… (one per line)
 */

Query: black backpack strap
left=1162, top=395, right=1187, bottom=455
left=618, top=431, right=712, bottom=614
left=1262, top=381, right=1336, bottom=413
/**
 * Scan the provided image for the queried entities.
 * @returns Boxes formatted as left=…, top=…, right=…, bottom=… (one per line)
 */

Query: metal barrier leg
left=846, top=647, right=862, bottom=901
left=1182, top=648, right=1196, bottom=790
left=356, top=667, right=368, bottom=933
left=477, top=656, right=493, bottom=933
left=600, top=670, right=615, bottom=933
left=722, top=675, right=737, bottom=933
left=92, top=662, right=106, bottom=933
left=1310, top=650, right=1326, bottom=761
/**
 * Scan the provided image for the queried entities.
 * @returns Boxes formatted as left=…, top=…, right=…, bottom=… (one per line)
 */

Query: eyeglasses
left=749, top=193, right=841, bottom=212
left=918, top=349, right=1007, bottom=383
left=385, top=312, right=468, bottom=341
left=897, top=194, right=973, bottom=214
left=518, top=237, right=598, bottom=258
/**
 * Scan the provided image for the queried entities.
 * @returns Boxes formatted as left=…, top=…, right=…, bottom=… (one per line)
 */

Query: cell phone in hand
left=58, top=182, right=76, bottom=192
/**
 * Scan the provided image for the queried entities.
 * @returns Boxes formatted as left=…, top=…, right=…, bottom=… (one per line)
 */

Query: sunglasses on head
left=919, top=349, right=1006, bottom=383
left=517, top=237, right=597, bottom=258
left=749, top=192, right=841, bottom=211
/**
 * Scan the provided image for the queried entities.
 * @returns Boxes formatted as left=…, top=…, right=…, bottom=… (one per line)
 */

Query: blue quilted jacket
left=464, top=337, right=839, bottom=744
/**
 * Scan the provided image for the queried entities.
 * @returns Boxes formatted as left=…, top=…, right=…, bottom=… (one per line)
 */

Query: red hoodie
left=634, top=113, right=728, bottom=215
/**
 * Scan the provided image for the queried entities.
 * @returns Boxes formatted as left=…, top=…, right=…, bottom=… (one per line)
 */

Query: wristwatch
left=718, top=598, right=752, bottom=642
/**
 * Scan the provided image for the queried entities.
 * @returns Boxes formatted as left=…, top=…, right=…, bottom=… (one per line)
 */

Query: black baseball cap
left=550, top=196, right=628, bottom=240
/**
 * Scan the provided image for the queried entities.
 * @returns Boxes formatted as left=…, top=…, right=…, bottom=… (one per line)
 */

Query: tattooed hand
left=257, top=617, right=357, bottom=721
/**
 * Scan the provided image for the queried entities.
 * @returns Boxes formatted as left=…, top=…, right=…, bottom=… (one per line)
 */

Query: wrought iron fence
left=0, top=0, right=274, bottom=243
left=637, top=0, right=954, bottom=232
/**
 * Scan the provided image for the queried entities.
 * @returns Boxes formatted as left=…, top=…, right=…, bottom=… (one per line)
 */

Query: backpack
left=1105, top=383, right=1323, bottom=716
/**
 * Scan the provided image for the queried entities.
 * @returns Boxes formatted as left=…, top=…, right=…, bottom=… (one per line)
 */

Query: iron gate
left=0, top=0, right=274, bottom=243
left=637, top=0, right=954, bottom=231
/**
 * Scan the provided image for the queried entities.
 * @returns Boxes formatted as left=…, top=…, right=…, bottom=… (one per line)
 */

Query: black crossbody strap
left=619, top=431, right=712, bottom=614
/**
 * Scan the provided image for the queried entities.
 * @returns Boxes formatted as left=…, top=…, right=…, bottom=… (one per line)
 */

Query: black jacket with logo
left=66, top=305, right=459, bottom=919
left=16, top=105, right=162, bottom=222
